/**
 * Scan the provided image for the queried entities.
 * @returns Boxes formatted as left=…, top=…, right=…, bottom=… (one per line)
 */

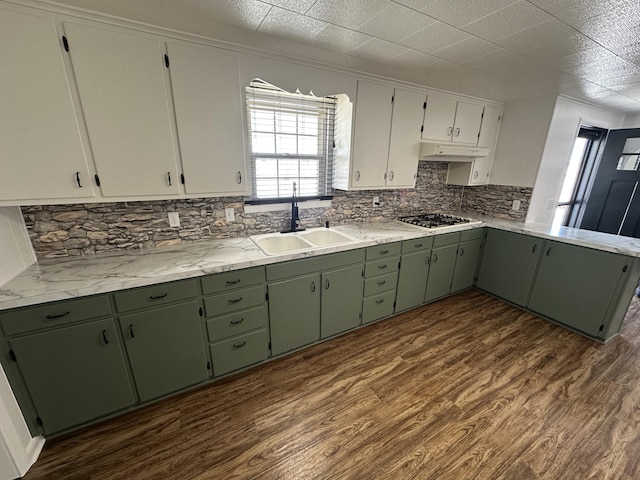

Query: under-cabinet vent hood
left=419, top=142, right=490, bottom=161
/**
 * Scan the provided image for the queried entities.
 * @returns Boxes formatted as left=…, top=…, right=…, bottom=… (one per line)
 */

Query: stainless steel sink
left=251, top=228, right=355, bottom=255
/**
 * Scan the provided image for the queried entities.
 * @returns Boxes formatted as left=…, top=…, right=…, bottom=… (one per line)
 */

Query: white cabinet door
left=386, top=89, right=425, bottom=188
left=167, top=43, right=248, bottom=195
left=0, top=10, right=94, bottom=202
left=421, top=95, right=456, bottom=143
left=477, top=105, right=502, bottom=149
left=64, top=23, right=180, bottom=197
left=350, top=81, right=393, bottom=189
left=452, top=102, right=483, bottom=145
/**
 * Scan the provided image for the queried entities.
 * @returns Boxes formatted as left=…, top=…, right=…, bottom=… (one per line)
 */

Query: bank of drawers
left=362, top=242, right=401, bottom=324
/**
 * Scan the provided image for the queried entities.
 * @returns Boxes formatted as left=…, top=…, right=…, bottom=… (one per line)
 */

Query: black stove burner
left=398, top=213, right=472, bottom=228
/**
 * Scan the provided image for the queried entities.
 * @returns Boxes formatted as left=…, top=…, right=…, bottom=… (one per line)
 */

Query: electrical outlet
left=168, top=211, right=180, bottom=227
left=373, top=196, right=380, bottom=207
left=511, top=200, right=521, bottom=211
left=225, top=207, right=235, bottom=222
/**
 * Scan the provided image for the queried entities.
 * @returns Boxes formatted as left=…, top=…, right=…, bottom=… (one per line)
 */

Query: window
left=245, top=79, right=336, bottom=202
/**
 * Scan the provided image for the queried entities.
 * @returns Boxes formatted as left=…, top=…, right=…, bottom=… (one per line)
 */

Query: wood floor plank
left=22, top=291, right=640, bottom=480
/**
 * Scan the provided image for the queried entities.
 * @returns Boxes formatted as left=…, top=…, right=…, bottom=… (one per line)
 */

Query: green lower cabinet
left=528, top=241, right=628, bottom=337
left=210, top=329, right=268, bottom=376
left=362, top=290, right=396, bottom=323
left=395, top=250, right=431, bottom=312
left=476, top=229, right=542, bottom=307
left=9, top=318, right=135, bottom=435
left=320, top=264, right=364, bottom=339
left=424, top=244, right=458, bottom=302
left=268, top=273, right=321, bottom=356
left=451, top=238, right=483, bottom=293
left=119, top=301, right=208, bottom=402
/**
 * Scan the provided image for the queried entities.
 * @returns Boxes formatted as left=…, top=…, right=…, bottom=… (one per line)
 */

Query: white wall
left=526, top=96, right=626, bottom=224
left=623, top=112, right=640, bottom=128
left=490, top=95, right=557, bottom=187
left=0, top=207, right=35, bottom=286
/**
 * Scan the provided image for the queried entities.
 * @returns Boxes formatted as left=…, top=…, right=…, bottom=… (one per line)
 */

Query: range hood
left=419, top=142, right=490, bottom=161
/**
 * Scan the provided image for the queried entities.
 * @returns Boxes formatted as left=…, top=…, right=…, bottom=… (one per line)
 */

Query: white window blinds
left=245, top=79, right=336, bottom=201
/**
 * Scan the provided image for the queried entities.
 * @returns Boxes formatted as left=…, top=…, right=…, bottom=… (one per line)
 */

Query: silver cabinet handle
left=230, top=318, right=244, bottom=326
left=455, top=127, right=461, bottom=137
left=355, top=170, right=361, bottom=181
left=237, top=171, right=242, bottom=184
left=389, top=171, right=394, bottom=181
left=232, top=341, right=246, bottom=349
left=167, top=172, right=172, bottom=186
left=447, top=126, right=453, bottom=136
left=433, top=254, right=438, bottom=263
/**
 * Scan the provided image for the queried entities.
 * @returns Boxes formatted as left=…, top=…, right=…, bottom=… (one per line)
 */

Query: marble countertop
left=1, top=217, right=639, bottom=311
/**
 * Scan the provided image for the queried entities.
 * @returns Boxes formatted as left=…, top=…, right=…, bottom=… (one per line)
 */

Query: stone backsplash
left=22, top=162, right=532, bottom=258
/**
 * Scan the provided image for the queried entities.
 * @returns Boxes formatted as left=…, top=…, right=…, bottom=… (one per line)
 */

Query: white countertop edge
left=1, top=218, right=639, bottom=311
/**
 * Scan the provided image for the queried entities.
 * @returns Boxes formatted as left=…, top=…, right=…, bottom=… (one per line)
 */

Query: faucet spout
left=282, top=181, right=306, bottom=233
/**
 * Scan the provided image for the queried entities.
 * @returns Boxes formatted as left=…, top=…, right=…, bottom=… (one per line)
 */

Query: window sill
left=244, top=199, right=332, bottom=213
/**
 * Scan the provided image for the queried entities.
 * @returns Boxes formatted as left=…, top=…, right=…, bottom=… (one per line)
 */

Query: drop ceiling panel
left=419, top=0, right=518, bottom=28
left=305, top=0, right=389, bottom=30
left=388, top=49, right=440, bottom=68
left=261, top=0, right=317, bottom=14
left=313, top=24, right=372, bottom=53
left=258, top=7, right=327, bottom=41
left=463, top=1, right=553, bottom=41
left=433, top=37, right=501, bottom=63
left=349, top=38, right=411, bottom=62
left=358, top=3, right=436, bottom=43
left=400, top=21, right=471, bottom=54
left=493, top=19, right=575, bottom=53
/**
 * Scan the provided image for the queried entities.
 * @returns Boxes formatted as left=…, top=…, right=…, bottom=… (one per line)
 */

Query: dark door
left=581, top=128, right=640, bottom=237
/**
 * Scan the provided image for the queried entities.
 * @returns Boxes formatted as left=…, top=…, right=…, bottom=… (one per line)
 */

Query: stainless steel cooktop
left=397, top=213, right=482, bottom=229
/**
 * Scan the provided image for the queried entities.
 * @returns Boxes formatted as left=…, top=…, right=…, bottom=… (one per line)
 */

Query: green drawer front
left=401, top=237, right=433, bottom=253
left=1, top=295, right=112, bottom=336
left=363, top=272, right=398, bottom=297
left=433, top=232, right=460, bottom=247
left=206, top=306, right=267, bottom=342
left=362, top=291, right=396, bottom=324
left=210, top=329, right=268, bottom=376
left=266, top=249, right=365, bottom=281
left=201, top=267, right=265, bottom=295
left=204, top=285, right=265, bottom=317
left=365, top=242, right=401, bottom=260
left=113, top=279, right=198, bottom=313
left=460, top=227, right=484, bottom=241
left=364, top=257, right=399, bottom=278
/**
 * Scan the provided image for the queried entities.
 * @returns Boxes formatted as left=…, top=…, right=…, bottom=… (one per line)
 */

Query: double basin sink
left=251, top=228, right=356, bottom=255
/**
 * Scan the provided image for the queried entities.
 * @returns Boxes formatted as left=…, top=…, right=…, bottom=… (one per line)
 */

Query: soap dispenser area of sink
left=250, top=228, right=355, bottom=256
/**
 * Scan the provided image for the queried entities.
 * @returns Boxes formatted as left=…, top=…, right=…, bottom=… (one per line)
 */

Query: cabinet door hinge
left=268, top=342, right=272, bottom=350
left=9, top=350, right=16, bottom=362
left=421, top=125, right=424, bottom=133
left=94, top=174, right=101, bottom=187
left=180, top=173, right=185, bottom=185
left=35, top=416, right=43, bottom=427
left=198, top=307, right=203, bottom=317
left=423, top=101, right=427, bottom=110
left=599, top=324, right=605, bottom=332
left=361, top=269, right=365, bottom=277
left=623, top=264, right=628, bottom=273
left=265, top=291, right=269, bottom=301
left=206, top=361, right=211, bottom=370
left=164, top=54, right=170, bottom=68
left=359, top=312, right=362, bottom=320
left=391, top=95, right=394, bottom=103
left=62, top=35, right=69, bottom=52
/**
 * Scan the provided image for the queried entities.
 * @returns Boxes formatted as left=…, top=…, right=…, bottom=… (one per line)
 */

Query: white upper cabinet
left=422, top=95, right=484, bottom=145
left=349, top=81, right=394, bottom=189
left=0, top=10, right=94, bottom=203
left=167, top=43, right=248, bottom=196
left=477, top=105, right=502, bottom=149
left=386, top=89, right=426, bottom=188
left=64, top=23, right=180, bottom=197
left=337, top=81, right=424, bottom=190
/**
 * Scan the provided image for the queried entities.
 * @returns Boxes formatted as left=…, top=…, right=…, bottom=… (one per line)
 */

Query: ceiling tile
left=520, top=33, right=601, bottom=62
left=305, top=0, right=390, bottom=30
left=258, top=6, right=328, bottom=40
left=419, top=0, right=517, bottom=28
left=526, top=0, right=562, bottom=7
left=399, top=21, right=470, bottom=54
left=432, top=37, right=500, bottom=63
left=358, top=3, right=436, bottom=43
left=390, top=0, right=439, bottom=11
left=462, top=1, right=553, bottom=41
left=545, top=0, right=633, bottom=31
left=198, top=0, right=271, bottom=29
left=348, top=37, right=411, bottom=63
left=388, top=49, right=439, bottom=68
left=312, top=24, right=372, bottom=53
left=493, top=18, right=575, bottom=53
left=259, top=0, right=316, bottom=14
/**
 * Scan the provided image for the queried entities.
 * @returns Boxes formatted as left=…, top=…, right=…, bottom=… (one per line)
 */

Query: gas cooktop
left=397, top=213, right=482, bottom=229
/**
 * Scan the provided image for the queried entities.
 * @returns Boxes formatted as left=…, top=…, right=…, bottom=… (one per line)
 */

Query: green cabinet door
left=268, top=274, right=321, bottom=356
left=528, top=241, right=628, bottom=337
left=395, top=250, right=431, bottom=312
left=120, top=301, right=208, bottom=402
left=424, top=244, right=458, bottom=302
left=10, top=318, right=135, bottom=435
left=321, top=264, right=364, bottom=338
left=476, top=229, right=543, bottom=306
left=451, top=238, right=483, bottom=293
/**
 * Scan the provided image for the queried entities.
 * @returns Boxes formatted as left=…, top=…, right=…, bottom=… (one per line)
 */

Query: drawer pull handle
left=230, top=318, right=244, bottom=326
left=129, top=324, right=135, bottom=338
left=433, top=254, right=438, bottom=263
left=377, top=280, right=386, bottom=286
left=232, top=341, right=246, bottom=349
left=546, top=247, right=552, bottom=256
left=228, top=297, right=243, bottom=304
left=226, top=279, right=241, bottom=286
left=378, top=264, right=388, bottom=270
left=149, top=293, right=167, bottom=300
left=102, top=329, right=109, bottom=345
left=532, top=244, right=538, bottom=253
left=376, top=299, right=385, bottom=304
left=414, top=243, right=423, bottom=248
left=459, top=247, right=465, bottom=256
left=46, top=311, right=70, bottom=320
left=379, top=249, right=389, bottom=255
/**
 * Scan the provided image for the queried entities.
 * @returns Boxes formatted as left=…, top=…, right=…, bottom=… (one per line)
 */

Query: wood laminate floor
left=22, top=290, right=640, bottom=479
